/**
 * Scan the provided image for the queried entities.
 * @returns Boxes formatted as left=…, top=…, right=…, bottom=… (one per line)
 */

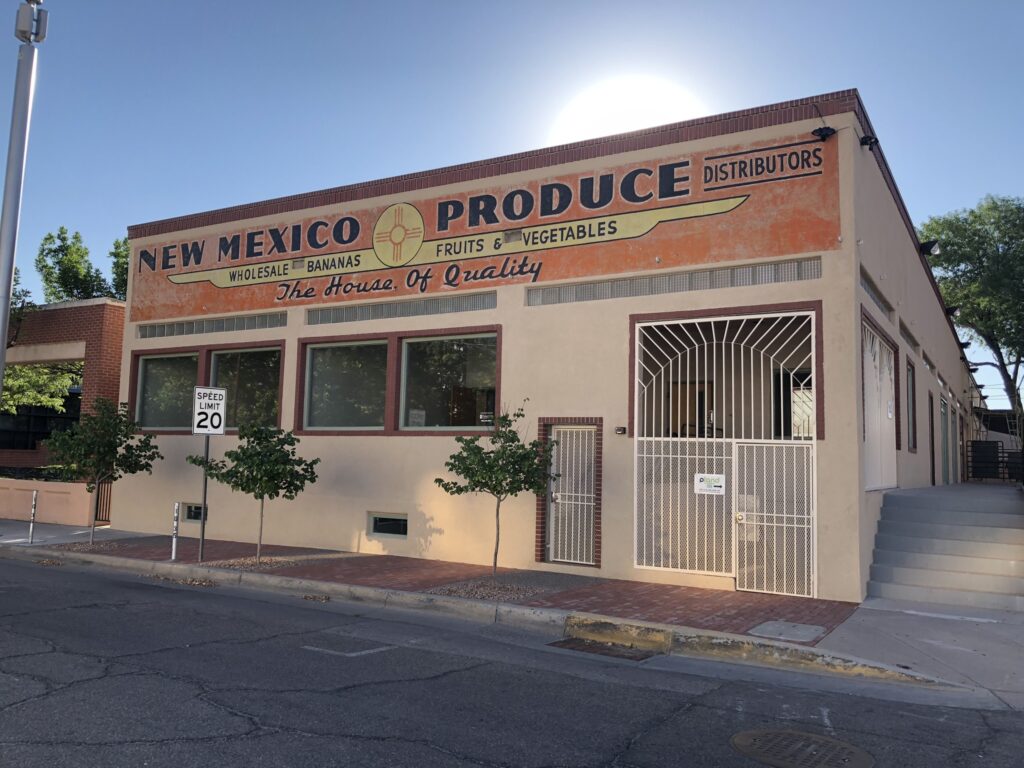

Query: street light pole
left=0, top=0, right=46, bottom=393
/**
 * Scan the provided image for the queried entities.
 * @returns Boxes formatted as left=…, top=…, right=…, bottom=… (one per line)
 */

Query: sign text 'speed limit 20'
left=193, top=387, right=227, bottom=435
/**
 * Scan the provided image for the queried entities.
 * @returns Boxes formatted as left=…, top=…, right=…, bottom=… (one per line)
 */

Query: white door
left=548, top=426, right=597, bottom=565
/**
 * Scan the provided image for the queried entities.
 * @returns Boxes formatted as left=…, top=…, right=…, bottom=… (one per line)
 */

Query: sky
left=0, top=0, right=1020, bottom=403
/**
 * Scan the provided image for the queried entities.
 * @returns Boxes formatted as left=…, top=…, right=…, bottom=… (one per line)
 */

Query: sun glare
left=548, top=75, right=707, bottom=146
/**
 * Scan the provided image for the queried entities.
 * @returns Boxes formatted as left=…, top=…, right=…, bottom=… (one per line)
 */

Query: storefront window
left=137, top=354, right=198, bottom=428
left=401, top=334, right=496, bottom=429
left=211, top=348, right=281, bottom=428
left=305, top=342, right=387, bottom=429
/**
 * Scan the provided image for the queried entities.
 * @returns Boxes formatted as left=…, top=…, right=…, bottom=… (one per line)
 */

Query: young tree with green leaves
left=920, top=195, right=1024, bottom=410
left=34, top=226, right=111, bottom=303
left=3, top=268, right=83, bottom=414
left=109, top=236, right=129, bottom=301
left=45, top=398, right=163, bottom=544
left=435, top=404, right=556, bottom=578
left=187, top=425, right=320, bottom=564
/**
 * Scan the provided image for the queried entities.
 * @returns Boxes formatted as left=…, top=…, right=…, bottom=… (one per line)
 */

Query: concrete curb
left=0, top=544, right=956, bottom=686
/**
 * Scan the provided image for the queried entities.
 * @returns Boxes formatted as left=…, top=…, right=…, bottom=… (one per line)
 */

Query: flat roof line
left=127, top=88, right=863, bottom=240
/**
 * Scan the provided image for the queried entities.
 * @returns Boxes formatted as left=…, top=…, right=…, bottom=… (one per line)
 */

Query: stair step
left=881, top=505, right=1024, bottom=529
left=872, top=548, right=1024, bottom=577
left=877, top=519, right=1024, bottom=545
left=882, top=489, right=1024, bottom=516
left=875, top=532, right=1024, bottom=561
left=870, top=564, right=1024, bottom=596
left=867, top=580, right=1024, bottom=612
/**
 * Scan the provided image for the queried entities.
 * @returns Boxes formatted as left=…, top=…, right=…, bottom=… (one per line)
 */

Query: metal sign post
left=27, top=488, right=36, bottom=543
left=171, top=501, right=180, bottom=561
left=192, top=386, right=226, bottom=562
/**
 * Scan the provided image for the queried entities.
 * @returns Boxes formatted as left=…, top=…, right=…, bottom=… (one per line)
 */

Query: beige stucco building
left=115, top=89, right=978, bottom=603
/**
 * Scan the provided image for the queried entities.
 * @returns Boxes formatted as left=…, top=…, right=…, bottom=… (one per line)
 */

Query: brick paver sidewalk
left=54, top=534, right=857, bottom=646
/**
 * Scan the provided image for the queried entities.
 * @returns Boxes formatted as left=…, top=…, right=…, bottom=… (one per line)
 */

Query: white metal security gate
left=634, top=313, right=817, bottom=596
left=548, top=425, right=597, bottom=565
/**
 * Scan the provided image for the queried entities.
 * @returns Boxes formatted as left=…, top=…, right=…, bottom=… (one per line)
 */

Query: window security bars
left=634, top=313, right=817, bottom=597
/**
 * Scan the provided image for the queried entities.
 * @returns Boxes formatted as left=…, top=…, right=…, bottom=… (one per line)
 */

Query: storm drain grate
left=548, top=638, right=658, bottom=661
left=731, top=730, right=874, bottom=768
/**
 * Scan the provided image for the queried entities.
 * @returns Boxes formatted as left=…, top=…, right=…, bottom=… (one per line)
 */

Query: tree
left=34, top=226, right=111, bottom=303
left=2, top=268, right=83, bottom=414
left=920, top=196, right=1024, bottom=411
left=435, top=404, right=556, bottom=578
left=109, top=237, right=129, bottom=301
left=45, top=398, right=163, bottom=544
left=187, top=424, right=319, bottom=564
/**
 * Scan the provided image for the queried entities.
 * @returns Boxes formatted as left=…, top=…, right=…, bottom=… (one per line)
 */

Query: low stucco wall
left=0, top=478, right=93, bottom=526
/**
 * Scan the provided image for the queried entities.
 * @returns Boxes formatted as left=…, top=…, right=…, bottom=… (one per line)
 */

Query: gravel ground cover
left=53, top=540, right=132, bottom=553
left=426, top=570, right=606, bottom=602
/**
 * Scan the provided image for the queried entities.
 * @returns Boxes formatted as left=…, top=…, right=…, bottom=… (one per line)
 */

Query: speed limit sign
left=193, top=387, right=227, bottom=435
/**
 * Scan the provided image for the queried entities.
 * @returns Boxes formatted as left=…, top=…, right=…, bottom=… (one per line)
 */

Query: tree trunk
left=492, top=497, right=501, bottom=581
left=980, top=332, right=1022, bottom=410
left=256, top=497, right=265, bottom=565
left=88, top=483, right=100, bottom=545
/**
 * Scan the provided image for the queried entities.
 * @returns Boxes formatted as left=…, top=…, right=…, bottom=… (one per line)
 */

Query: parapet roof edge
left=127, top=88, right=864, bottom=240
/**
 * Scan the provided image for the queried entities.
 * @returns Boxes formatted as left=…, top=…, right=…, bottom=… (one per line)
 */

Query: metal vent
left=526, top=258, right=821, bottom=307
left=307, top=291, right=496, bottom=326
left=138, top=311, right=287, bottom=339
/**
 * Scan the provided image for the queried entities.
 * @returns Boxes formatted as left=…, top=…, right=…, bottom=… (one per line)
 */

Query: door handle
left=735, top=514, right=744, bottom=521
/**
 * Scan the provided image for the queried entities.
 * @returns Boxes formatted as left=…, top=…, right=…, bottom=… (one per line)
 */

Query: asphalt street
left=0, top=558, right=1019, bottom=767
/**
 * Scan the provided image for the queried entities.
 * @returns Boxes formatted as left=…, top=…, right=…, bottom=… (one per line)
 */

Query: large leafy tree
left=188, top=425, right=320, bottom=564
left=920, top=195, right=1024, bottom=410
left=435, top=404, right=556, bottom=578
left=34, top=226, right=111, bottom=303
left=46, top=398, right=163, bottom=544
left=2, top=268, right=83, bottom=414
left=109, top=236, right=129, bottom=301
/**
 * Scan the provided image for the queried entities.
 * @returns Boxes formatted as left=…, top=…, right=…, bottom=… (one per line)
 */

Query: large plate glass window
left=304, top=341, right=388, bottom=429
left=401, top=334, right=496, bottom=429
left=137, top=354, right=198, bottom=429
left=210, top=348, right=281, bottom=428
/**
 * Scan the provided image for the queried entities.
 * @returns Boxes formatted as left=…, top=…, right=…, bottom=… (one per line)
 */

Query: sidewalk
left=39, top=531, right=859, bottom=646
left=2, top=522, right=1020, bottom=709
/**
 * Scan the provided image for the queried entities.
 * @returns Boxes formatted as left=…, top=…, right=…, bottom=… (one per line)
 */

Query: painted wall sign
left=130, top=136, right=839, bottom=322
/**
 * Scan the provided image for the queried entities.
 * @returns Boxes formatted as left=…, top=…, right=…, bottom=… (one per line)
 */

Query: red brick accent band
left=535, top=417, right=603, bottom=568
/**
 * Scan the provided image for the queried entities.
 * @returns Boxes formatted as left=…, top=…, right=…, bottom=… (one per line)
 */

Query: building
left=117, top=89, right=977, bottom=602
left=0, top=297, right=125, bottom=525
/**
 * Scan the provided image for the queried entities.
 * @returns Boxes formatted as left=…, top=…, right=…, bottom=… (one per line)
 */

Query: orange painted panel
left=130, top=136, right=839, bottom=322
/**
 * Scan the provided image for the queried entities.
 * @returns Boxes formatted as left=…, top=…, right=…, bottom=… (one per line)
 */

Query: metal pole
left=27, top=487, right=36, bottom=543
left=198, top=434, right=209, bottom=562
left=171, top=501, right=180, bottom=561
left=0, top=2, right=46, bottom=392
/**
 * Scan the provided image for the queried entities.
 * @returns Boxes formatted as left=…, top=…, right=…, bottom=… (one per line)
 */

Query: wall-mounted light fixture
left=859, top=135, right=879, bottom=148
left=919, top=240, right=941, bottom=257
left=614, top=426, right=627, bottom=435
left=945, top=306, right=960, bottom=318
left=811, top=126, right=836, bottom=141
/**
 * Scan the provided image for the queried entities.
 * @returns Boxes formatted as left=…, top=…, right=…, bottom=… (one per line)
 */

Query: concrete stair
left=867, top=486, right=1024, bottom=611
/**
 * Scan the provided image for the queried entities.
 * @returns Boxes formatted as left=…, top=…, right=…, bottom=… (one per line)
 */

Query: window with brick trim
left=136, top=354, right=198, bottom=429
left=400, top=334, right=497, bottom=430
left=210, top=347, right=281, bottom=428
left=304, top=341, right=388, bottom=429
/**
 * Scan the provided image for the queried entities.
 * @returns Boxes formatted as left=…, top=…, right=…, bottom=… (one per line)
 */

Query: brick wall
left=1, top=299, right=125, bottom=467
